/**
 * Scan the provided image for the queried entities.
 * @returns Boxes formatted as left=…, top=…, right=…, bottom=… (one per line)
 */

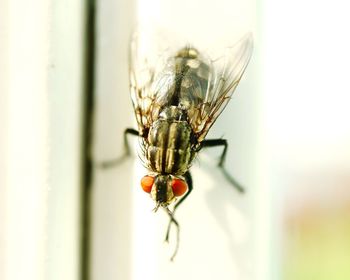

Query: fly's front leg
left=97, top=128, right=139, bottom=168
left=165, top=171, right=193, bottom=243
left=201, top=139, right=244, bottom=193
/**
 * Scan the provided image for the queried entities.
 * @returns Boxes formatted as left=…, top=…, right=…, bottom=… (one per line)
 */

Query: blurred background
left=1, top=0, right=350, bottom=280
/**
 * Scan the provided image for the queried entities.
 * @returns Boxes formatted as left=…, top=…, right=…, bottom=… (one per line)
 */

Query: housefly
left=102, top=30, right=253, bottom=260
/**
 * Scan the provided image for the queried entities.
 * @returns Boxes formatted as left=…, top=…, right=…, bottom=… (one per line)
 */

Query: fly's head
left=140, top=174, right=188, bottom=211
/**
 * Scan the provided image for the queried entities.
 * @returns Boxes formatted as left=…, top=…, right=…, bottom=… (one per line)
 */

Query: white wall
left=2, top=0, right=348, bottom=279
left=91, top=0, right=135, bottom=279
left=92, top=0, right=261, bottom=280
left=0, top=1, right=85, bottom=280
left=263, top=0, right=350, bottom=277
left=93, top=0, right=350, bottom=279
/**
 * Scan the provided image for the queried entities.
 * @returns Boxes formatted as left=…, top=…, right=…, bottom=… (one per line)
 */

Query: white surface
left=92, top=0, right=259, bottom=280
left=0, top=1, right=85, bottom=280
left=93, top=0, right=350, bottom=279
left=263, top=1, right=350, bottom=277
left=133, top=1, right=259, bottom=278
left=91, top=0, right=135, bottom=279
left=3, top=0, right=348, bottom=279
left=263, top=0, right=350, bottom=168
left=45, top=1, right=85, bottom=279
left=1, top=2, right=50, bottom=280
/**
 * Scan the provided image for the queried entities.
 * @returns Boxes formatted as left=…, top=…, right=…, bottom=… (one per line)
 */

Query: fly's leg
left=163, top=208, right=180, bottom=261
left=165, top=171, right=193, bottom=244
left=201, top=139, right=244, bottom=193
left=97, top=128, right=139, bottom=168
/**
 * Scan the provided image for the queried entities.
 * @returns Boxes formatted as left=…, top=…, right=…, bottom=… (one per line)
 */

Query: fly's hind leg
left=163, top=208, right=181, bottom=261
left=165, top=171, right=193, bottom=244
left=97, top=128, right=139, bottom=169
left=201, top=138, right=244, bottom=193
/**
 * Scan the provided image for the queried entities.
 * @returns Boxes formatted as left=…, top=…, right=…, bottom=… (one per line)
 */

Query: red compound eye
left=172, top=179, right=188, bottom=196
left=141, top=176, right=154, bottom=193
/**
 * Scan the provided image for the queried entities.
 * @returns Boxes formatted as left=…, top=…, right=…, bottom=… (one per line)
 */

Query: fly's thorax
left=146, top=114, right=194, bottom=175
left=159, top=106, right=187, bottom=121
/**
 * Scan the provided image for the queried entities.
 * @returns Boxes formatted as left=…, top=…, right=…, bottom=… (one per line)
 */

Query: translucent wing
left=129, top=30, right=253, bottom=142
left=129, top=30, right=179, bottom=137
left=190, top=34, right=254, bottom=142
left=129, top=32, right=153, bottom=136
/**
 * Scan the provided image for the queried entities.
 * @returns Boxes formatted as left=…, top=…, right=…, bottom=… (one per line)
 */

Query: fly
left=101, top=30, right=253, bottom=260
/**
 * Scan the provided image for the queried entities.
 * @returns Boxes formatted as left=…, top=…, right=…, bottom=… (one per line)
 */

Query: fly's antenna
left=163, top=207, right=180, bottom=261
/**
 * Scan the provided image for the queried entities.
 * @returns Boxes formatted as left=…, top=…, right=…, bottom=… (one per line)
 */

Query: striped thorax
left=146, top=106, right=194, bottom=175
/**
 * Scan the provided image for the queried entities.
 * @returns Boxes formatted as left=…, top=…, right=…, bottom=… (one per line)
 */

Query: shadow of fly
left=100, top=31, right=253, bottom=261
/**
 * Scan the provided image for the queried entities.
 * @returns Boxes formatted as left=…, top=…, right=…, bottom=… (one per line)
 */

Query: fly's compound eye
left=141, top=175, right=154, bottom=193
left=171, top=179, right=188, bottom=197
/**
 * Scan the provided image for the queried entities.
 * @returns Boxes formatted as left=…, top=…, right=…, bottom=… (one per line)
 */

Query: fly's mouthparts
left=153, top=202, right=161, bottom=212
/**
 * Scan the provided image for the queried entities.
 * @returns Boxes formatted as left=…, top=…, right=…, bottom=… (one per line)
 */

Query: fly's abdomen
left=147, top=119, right=192, bottom=175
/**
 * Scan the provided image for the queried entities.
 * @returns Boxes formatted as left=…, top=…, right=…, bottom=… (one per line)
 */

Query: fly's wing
left=129, top=30, right=178, bottom=137
left=129, top=32, right=155, bottom=136
left=130, top=30, right=253, bottom=141
left=191, top=34, right=254, bottom=142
